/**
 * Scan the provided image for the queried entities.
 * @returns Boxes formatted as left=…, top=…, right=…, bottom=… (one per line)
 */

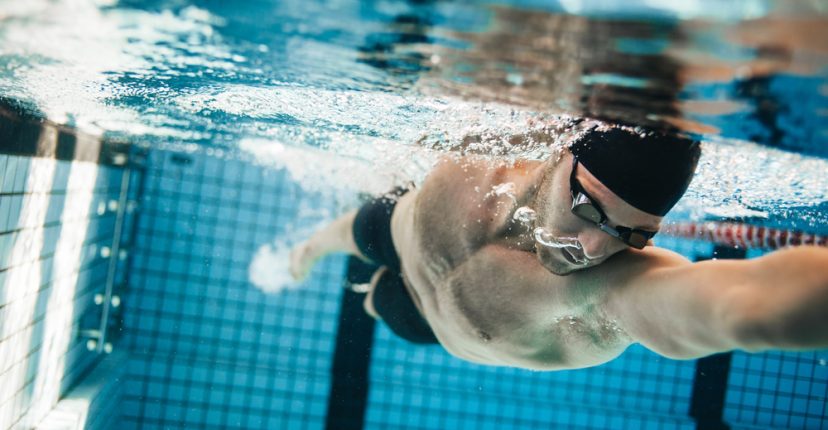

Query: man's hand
left=288, top=241, right=315, bottom=281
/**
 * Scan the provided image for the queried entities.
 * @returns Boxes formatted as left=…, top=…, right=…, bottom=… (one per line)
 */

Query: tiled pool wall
left=0, top=139, right=826, bottom=429
left=0, top=153, right=134, bottom=429
left=120, top=149, right=347, bottom=429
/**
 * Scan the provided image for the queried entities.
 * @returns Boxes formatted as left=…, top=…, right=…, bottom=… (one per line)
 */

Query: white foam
left=248, top=241, right=298, bottom=294
left=248, top=212, right=332, bottom=294
left=513, top=206, right=538, bottom=225
left=533, top=227, right=583, bottom=250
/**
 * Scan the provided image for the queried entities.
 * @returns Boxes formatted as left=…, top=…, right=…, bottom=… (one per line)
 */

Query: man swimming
left=289, top=121, right=828, bottom=370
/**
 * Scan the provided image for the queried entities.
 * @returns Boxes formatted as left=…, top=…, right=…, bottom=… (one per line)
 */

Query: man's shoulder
left=595, top=246, right=690, bottom=275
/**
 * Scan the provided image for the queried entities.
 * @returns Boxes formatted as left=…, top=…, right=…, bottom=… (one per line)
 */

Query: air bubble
left=513, top=206, right=537, bottom=225
left=491, top=182, right=517, bottom=203
left=533, top=228, right=582, bottom=250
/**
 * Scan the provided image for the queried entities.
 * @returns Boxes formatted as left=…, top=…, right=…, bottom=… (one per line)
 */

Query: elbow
left=726, top=251, right=828, bottom=352
left=727, top=289, right=828, bottom=352
left=722, top=287, right=785, bottom=352
left=728, top=314, right=775, bottom=352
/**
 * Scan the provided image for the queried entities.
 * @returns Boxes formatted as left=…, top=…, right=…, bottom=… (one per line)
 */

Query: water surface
left=1, top=0, right=827, bottom=228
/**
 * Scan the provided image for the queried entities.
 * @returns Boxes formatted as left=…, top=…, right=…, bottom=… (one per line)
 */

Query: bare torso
left=292, top=146, right=828, bottom=366
left=391, top=156, right=634, bottom=369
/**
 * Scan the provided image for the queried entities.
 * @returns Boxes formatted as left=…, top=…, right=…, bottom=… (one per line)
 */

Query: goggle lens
left=570, top=158, right=657, bottom=250
left=572, top=196, right=603, bottom=224
left=625, top=231, right=649, bottom=249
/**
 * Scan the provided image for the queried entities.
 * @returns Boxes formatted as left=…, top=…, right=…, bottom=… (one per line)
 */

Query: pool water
left=2, top=0, right=827, bottom=228
left=0, top=0, right=826, bottom=429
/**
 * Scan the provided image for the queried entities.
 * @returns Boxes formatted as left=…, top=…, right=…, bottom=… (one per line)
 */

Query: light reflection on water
left=0, top=0, right=826, bottom=228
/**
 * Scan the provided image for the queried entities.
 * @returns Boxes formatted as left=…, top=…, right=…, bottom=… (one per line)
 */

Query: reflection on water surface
left=0, top=0, right=827, bottom=227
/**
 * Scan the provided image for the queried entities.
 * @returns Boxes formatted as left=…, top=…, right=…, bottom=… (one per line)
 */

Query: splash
left=553, top=315, right=581, bottom=326
left=513, top=206, right=537, bottom=225
left=248, top=241, right=299, bottom=293
left=533, top=227, right=582, bottom=250
left=490, top=182, right=517, bottom=202
left=524, top=212, right=588, bottom=263
left=248, top=211, right=332, bottom=294
left=1, top=0, right=826, bottom=232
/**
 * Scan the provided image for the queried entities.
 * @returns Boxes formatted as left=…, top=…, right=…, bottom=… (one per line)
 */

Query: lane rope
left=662, top=222, right=828, bottom=250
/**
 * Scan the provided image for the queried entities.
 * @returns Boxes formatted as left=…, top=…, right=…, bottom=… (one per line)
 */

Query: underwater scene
left=0, top=0, right=827, bottom=428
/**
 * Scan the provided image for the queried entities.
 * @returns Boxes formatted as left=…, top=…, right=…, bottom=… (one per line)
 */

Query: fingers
left=289, top=242, right=311, bottom=281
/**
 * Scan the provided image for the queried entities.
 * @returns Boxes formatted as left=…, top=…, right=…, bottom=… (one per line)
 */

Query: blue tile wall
left=726, top=350, right=828, bottom=429
left=367, top=378, right=694, bottom=430
left=367, top=334, right=696, bottom=429
left=37, top=351, right=128, bottom=430
left=122, top=149, right=347, bottom=429
left=122, top=353, right=331, bottom=429
left=0, top=154, right=132, bottom=429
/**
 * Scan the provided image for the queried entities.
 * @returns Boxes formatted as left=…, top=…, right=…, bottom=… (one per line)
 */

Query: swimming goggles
left=569, top=157, right=657, bottom=249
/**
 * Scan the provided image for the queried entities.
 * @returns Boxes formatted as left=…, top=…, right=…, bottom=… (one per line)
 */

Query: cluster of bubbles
left=6, top=0, right=824, bottom=230
left=3, top=0, right=827, bottom=302
left=553, top=315, right=582, bottom=326
left=512, top=206, right=537, bottom=224
left=533, top=228, right=583, bottom=251
left=492, top=185, right=584, bottom=254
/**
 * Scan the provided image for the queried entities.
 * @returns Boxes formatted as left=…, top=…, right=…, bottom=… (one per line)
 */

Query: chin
left=536, top=246, right=582, bottom=276
left=550, top=263, right=591, bottom=276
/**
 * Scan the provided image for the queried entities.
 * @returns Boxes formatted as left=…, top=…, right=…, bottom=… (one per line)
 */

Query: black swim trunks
left=351, top=188, right=439, bottom=344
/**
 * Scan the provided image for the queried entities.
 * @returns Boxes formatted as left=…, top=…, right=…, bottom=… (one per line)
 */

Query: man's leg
left=289, top=210, right=369, bottom=281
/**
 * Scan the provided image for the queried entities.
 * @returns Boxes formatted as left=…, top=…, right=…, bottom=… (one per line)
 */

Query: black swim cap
left=569, top=125, right=701, bottom=217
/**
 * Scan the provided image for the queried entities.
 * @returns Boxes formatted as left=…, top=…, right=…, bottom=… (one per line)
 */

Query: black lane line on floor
left=689, top=246, right=746, bottom=430
left=326, top=257, right=378, bottom=430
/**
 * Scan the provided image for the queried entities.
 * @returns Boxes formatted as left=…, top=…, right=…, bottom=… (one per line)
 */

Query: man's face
left=533, top=153, right=664, bottom=275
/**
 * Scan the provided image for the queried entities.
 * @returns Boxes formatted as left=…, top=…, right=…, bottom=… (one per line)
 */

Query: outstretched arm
left=289, top=210, right=368, bottom=280
left=442, top=244, right=828, bottom=369
left=600, top=246, right=828, bottom=359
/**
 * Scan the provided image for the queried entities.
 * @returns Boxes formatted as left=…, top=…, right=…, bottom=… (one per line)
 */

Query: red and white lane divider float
left=662, top=222, right=828, bottom=250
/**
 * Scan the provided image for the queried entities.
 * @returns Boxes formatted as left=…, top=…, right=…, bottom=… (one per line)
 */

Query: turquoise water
left=1, top=0, right=827, bottom=230
left=1, top=1, right=827, bottom=429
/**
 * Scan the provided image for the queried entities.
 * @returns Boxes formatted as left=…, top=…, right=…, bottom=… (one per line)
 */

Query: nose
left=577, top=229, right=619, bottom=260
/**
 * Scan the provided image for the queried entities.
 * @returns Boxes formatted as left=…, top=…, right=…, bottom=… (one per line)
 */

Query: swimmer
left=290, top=122, right=828, bottom=370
